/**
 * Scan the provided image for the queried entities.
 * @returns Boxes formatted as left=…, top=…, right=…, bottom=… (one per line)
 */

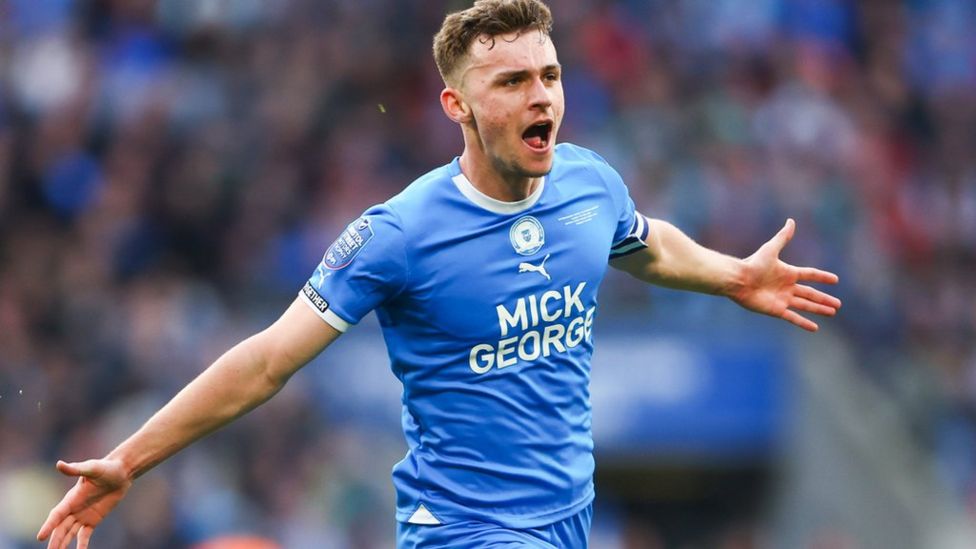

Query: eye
left=504, top=76, right=522, bottom=86
left=544, top=71, right=559, bottom=82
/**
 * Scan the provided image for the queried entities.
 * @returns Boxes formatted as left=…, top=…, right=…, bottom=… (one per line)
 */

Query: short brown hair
left=433, top=0, right=553, bottom=85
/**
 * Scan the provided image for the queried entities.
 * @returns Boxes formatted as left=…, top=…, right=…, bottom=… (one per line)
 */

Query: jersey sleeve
left=299, top=203, right=408, bottom=332
left=582, top=149, right=649, bottom=260
left=608, top=199, right=649, bottom=260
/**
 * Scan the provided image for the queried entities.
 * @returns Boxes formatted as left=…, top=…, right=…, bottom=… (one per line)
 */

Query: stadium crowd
left=1, top=0, right=974, bottom=547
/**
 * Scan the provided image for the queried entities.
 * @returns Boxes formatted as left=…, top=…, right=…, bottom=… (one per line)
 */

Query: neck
left=459, top=149, right=541, bottom=203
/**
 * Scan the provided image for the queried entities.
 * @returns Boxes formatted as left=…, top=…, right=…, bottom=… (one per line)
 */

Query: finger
left=57, top=460, right=99, bottom=479
left=78, top=526, right=93, bottom=549
left=790, top=296, right=837, bottom=317
left=39, top=504, right=68, bottom=542
left=46, top=524, right=59, bottom=549
left=39, top=483, right=76, bottom=537
left=765, top=218, right=795, bottom=254
left=38, top=514, right=57, bottom=541
left=39, top=515, right=63, bottom=542
left=38, top=488, right=78, bottom=541
left=59, top=522, right=82, bottom=549
left=796, top=284, right=842, bottom=309
left=47, top=516, right=73, bottom=549
left=782, top=309, right=818, bottom=332
left=796, top=266, right=839, bottom=285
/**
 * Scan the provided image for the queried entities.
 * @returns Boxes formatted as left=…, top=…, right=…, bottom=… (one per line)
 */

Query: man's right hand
left=36, top=458, right=132, bottom=549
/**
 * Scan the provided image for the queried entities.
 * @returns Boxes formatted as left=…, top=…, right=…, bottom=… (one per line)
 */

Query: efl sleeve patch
left=300, top=203, right=408, bottom=330
left=324, top=217, right=374, bottom=270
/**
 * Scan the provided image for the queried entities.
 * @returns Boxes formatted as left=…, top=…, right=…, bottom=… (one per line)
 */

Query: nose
left=527, top=76, right=552, bottom=111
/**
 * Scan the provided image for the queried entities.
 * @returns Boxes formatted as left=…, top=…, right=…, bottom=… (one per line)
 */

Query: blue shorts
left=396, top=504, right=593, bottom=548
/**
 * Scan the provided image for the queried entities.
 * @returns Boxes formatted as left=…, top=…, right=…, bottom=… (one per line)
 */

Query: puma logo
left=518, top=254, right=551, bottom=281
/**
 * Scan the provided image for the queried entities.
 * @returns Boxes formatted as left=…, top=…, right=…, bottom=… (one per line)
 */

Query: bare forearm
left=106, top=333, right=284, bottom=480
left=36, top=299, right=339, bottom=549
left=626, top=219, right=745, bottom=296
left=102, top=299, right=341, bottom=480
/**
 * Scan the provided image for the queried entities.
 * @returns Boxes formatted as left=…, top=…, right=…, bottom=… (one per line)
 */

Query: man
left=38, top=1, right=841, bottom=547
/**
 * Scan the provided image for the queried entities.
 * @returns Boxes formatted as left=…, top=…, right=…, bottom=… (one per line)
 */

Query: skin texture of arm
left=37, top=297, right=341, bottom=549
left=610, top=217, right=841, bottom=332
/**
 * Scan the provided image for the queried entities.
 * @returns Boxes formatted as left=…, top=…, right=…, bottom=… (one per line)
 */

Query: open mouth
left=522, top=122, right=553, bottom=151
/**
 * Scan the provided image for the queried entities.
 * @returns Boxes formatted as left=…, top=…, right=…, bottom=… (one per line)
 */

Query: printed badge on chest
left=511, top=215, right=551, bottom=282
left=510, top=215, right=545, bottom=256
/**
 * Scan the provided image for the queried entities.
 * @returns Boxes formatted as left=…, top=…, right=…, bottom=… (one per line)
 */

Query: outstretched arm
left=37, top=297, right=340, bottom=549
left=610, top=217, right=841, bottom=332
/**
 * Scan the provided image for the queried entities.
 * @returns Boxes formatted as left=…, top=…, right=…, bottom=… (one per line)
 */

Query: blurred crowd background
left=1, top=0, right=975, bottom=548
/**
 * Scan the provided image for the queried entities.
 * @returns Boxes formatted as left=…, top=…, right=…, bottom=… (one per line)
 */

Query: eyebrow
left=493, top=64, right=562, bottom=81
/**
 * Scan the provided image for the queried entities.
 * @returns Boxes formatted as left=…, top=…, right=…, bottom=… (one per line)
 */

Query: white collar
left=450, top=171, right=546, bottom=215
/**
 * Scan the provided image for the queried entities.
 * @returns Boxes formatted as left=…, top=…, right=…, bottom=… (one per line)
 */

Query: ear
left=440, top=87, right=472, bottom=124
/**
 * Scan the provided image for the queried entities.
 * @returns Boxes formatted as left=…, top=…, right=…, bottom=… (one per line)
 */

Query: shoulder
left=553, top=142, right=624, bottom=190
left=554, top=143, right=619, bottom=181
left=382, top=161, right=456, bottom=227
left=554, top=142, right=612, bottom=167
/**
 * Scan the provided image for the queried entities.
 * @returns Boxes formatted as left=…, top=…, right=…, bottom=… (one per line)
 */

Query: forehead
left=464, top=29, right=558, bottom=77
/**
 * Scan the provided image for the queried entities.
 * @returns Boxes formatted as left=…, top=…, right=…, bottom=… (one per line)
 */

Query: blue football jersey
left=301, top=143, right=648, bottom=529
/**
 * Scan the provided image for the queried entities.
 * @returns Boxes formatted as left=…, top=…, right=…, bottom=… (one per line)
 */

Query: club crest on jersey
left=324, top=217, right=373, bottom=270
left=509, top=215, right=545, bottom=255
